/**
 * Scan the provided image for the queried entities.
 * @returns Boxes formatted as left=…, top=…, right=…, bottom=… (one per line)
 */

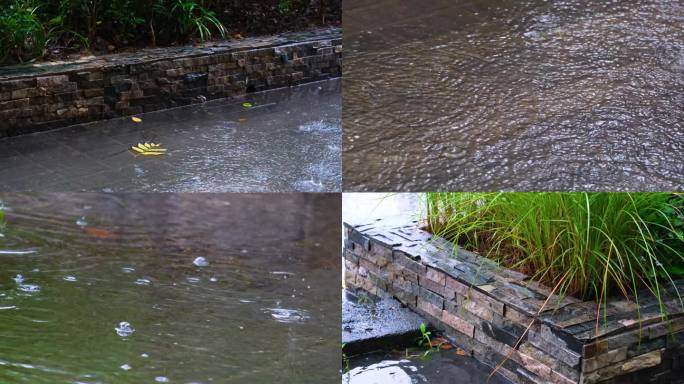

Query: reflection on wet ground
left=345, top=352, right=511, bottom=384
left=343, top=0, right=684, bottom=191
left=0, top=79, right=341, bottom=192
left=0, top=193, right=340, bottom=383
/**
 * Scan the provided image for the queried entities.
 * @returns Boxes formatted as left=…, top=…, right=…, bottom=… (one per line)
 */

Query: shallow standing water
left=0, top=193, right=340, bottom=383
left=0, top=79, right=341, bottom=192
left=343, top=0, right=684, bottom=191
left=345, top=352, right=511, bottom=384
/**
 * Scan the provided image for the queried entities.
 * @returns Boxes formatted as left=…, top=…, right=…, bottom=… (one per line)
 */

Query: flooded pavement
left=345, top=352, right=511, bottom=384
left=0, top=193, right=340, bottom=383
left=343, top=0, right=684, bottom=191
left=0, top=79, right=341, bottom=192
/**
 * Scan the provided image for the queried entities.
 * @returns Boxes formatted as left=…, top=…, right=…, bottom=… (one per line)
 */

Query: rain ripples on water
left=343, top=0, right=684, bottom=191
left=0, top=193, right=340, bottom=383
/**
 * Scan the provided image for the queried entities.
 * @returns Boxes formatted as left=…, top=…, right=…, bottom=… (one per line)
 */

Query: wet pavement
left=0, top=193, right=340, bottom=383
left=0, top=79, right=341, bottom=192
left=342, top=290, right=424, bottom=355
left=342, top=193, right=421, bottom=228
left=343, top=0, right=684, bottom=191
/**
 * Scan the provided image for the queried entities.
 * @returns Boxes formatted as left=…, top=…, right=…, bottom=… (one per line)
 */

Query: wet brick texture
left=0, top=28, right=341, bottom=137
left=343, top=219, right=684, bottom=384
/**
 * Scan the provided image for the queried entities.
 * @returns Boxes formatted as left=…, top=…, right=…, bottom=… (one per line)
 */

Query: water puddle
left=345, top=352, right=511, bottom=384
left=343, top=0, right=684, bottom=191
left=0, top=193, right=340, bottom=383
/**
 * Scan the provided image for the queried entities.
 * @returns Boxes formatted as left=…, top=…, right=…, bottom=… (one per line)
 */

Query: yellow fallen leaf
left=239, top=118, right=248, bottom=123
left=130, top=142, right=167, bottom=156
left=242, top=102, right=253, bottom=108
left=131, top=116, right=142, bottom=123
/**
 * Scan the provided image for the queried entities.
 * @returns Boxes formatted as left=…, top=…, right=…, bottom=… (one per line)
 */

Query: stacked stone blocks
left=0, top=29, right=342, bottom=136
left=344, top=219, right=684, bottom=384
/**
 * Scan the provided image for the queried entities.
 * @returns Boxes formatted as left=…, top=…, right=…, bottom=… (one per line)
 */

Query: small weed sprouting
left=341, top=343, right=350, bottom=374
left=417, top=322, right=435, bottom=357
left=356, top=293, right=370, bottom=305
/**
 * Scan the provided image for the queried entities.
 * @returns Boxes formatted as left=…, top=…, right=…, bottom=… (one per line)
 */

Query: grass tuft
left=424, top=193, right=684, bottom=312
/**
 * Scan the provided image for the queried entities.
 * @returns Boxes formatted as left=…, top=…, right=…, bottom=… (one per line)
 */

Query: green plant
left=154, top=0, right=226, bottom=42
left=341, top=343, right=350, bottom=373
left=425, top=193, right=684, bottom=316
left=0, top=0, right=47, bottom=62
left=356, top=293, right=370, bottom=305
left=417, top=322, right=434, bottom=357
left=277, top=0, right=292, bottom=14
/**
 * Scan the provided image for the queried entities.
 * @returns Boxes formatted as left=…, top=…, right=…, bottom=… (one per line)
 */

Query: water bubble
left=120, top=363, right=132, bottom=371
left=115, top=322, right=135, bottom=337
left=209, top=277, right=217, bottom=282
left=141, top=353, right=149, bottom=358
left=76, top=217, right=88, bottom=228
left=134, top=278, right=151, bottom=286
left=264, top=308, right=310, bottom=324
left=155, top=376, right=169, bottom=383
left=63, top=276, right=77, bottom=282
left=122, top=267, right=135, bottom=273
left=13, top=274, right=24, bottom=284
left=192, top=257, right=209, bottom=267
left=18, top=284, right=41, bottom=293
left=186, top=277, right=201, bottom=284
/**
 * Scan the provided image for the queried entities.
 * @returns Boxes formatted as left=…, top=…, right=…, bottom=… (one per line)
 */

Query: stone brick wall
left=0, top=28, right=341, bottom=137
left=343, top=219, right=684, bottom=384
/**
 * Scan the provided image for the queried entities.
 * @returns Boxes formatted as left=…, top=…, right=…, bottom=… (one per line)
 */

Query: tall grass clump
left=425, top=193, right=684, bottom=311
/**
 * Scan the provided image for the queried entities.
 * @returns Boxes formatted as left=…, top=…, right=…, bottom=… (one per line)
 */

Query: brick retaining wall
left=343, top=219, right=684, bottom=384
left=0, top=28, right=341, bottom=137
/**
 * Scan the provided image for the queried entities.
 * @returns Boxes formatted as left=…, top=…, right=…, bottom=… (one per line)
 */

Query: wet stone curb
left=343, top=219, right=684, bottom=384
left=0, top=28, right=341, bottom=137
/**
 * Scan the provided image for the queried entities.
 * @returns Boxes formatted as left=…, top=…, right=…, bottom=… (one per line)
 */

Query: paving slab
left=343, top=289, right=425, bottom=356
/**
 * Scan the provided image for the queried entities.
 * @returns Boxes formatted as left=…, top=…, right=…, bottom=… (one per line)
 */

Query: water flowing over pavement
left=0, top=79, right=341, bottom=192
left=343, top=0, right=684, bottom=191
left=0, top=193, right=340, bottom=384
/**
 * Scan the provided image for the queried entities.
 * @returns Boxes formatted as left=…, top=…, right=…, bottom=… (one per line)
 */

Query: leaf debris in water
left=242, top=102, right=253, bottom=108
left=130, top=143, right=167, bottom=156
left=131, top=116, right=142, bottom=123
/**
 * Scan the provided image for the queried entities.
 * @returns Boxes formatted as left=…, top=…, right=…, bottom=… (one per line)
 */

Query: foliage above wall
left=0, top=0, right=340, bottom=64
